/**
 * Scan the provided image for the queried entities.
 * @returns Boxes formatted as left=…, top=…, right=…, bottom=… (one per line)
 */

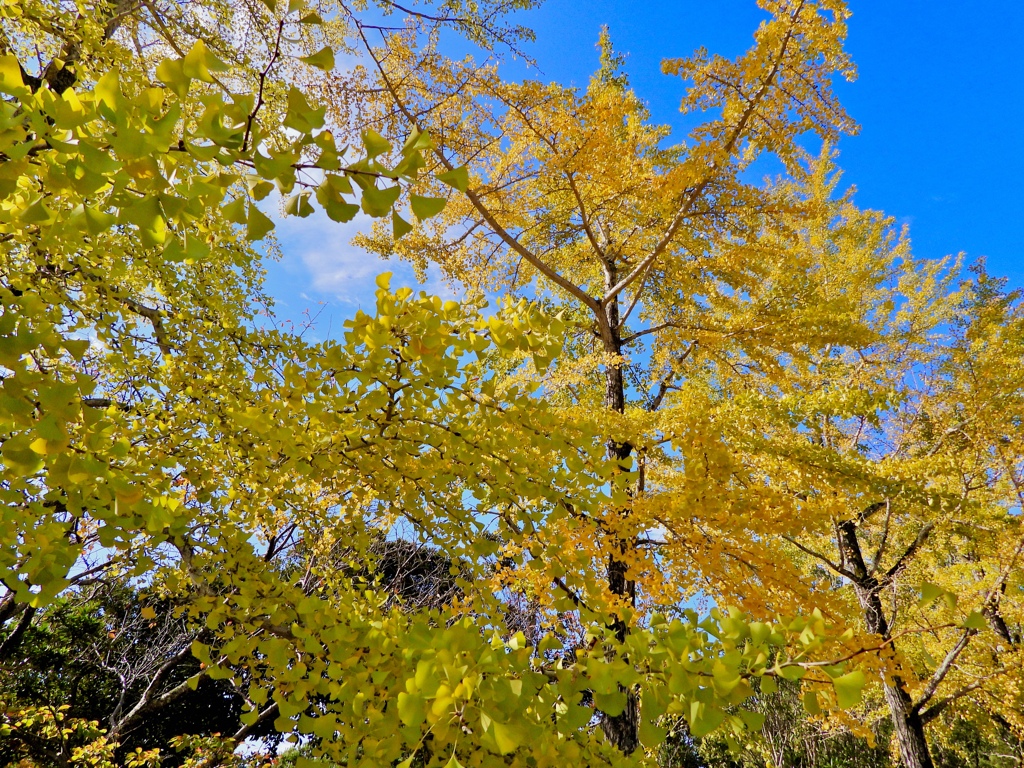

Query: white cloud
left=272, top=203, right=468, bottom=308
left=295, top=217, right=382, bottom=292
left=272, top=205, right=398, bottom=307
left=263, top=190, right=472, bottom=345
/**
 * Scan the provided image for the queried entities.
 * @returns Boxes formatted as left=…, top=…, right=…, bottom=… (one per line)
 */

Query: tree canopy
left=1, top=1, right=1022, bottom=767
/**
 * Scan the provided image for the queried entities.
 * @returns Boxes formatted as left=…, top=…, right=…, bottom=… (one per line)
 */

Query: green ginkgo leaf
left=833, top=670, right=866, bottom=709
left=392, top=211, right=413, bottom=239
left=247, top=205, right=275, bottom=240
left=410, top=194, right=446, bottom=221
left=436, top=165, right=469, bottom=192
left=362, top=129, right=391, bottom=159
left=361, top=184, right=401, bottom=218
left=182, top=40, right=228, bottom=83
left=300, top=46, right=335, bottom=71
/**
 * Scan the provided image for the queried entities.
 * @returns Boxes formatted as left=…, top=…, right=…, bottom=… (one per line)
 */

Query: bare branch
left=109, top=641, right=197, bottom=738
left=782, top=535, right=856, bottom=580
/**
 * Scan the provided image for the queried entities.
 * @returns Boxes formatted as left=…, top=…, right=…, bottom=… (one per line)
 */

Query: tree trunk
left=837, top=521, right=934, bottom=768
left=598, top=266, right=640, bottom=754
left=882, top=685, right=934, bottom=768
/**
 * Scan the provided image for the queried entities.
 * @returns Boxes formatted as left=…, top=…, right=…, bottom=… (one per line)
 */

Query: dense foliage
left=1, top=0, right=1021, bottom=767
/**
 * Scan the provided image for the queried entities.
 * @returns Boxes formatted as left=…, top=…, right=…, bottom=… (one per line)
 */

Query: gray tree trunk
left=838, top=521, right=934, bottom=768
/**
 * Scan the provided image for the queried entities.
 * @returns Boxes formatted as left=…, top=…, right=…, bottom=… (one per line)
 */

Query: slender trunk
left=598, top=264, right=640, bottom=753
left=837, top=521, right=934, bottom=768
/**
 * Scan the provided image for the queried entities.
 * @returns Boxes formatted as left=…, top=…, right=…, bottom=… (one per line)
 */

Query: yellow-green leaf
left=0, top=55, right=30, bottom=97
left=182, top=40, right=228, bottom=83
left=300, top=46, right=335, bottom=71
left=283, top=87, right=326, bottom=132
left=918, top=582, right=945, bottom=608
left=491, top=721, right=520, bottom=754
left=410, top=194, right=446, bottom=221
left=802, top=690, right=821, bottom=715
left=833, top=670, right=866, bottom=709
left=362, top=129, right=391, bottom=159
left=94, top=70, right=122, bottom=111
left=964, top=611, right=986, bottom=631
left=247, top=205, right=275, bottom=240
left=392, top=210, right=413, bottom=239
left=361, top=184, right=401, bottom=218
left=436, top=166, right=469, bottom=192
left=285, top=192, right=315, bottom=218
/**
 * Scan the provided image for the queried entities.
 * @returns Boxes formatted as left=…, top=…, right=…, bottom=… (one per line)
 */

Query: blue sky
left=266, top=1, right=1023, bottom=325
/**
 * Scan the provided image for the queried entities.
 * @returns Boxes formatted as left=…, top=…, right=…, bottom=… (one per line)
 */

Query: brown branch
left=858, top=500, right=889, bottom=523
left=0, top=605, right=36, bottom=660
left=352, top=23, right=603, bottom=321
left=919, top=680, right=987, bottom=723
left=867, top=499, right=893, bottom=576
left=913, top=629, right=975, bottom=714
left=0, top=591, right=24, bottom=625
left=781, top=534, right=856, bottom=580
left=75, top=269, right=173, bottom=355
left=881, top=521, right=934, bottom=585
left=230, top=701, right=279, bottom=744
left=120, top=296, right=172, bottom=355
left=242, top=16, right=286, bottom=153
left=646, top=341, right=698, bottom=413
left=553, top=576, right=592, bottom=612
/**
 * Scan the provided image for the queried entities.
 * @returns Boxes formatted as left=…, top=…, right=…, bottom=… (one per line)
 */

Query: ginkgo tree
left=767, top=266, right=1024, bottom=768
left=0, top=0, right=456, bottom=619
left=0, top=0, right=878, bottom=766
left=351, top=0, right=868, bottom=753
left=345, top=1, right=1024, bottom=766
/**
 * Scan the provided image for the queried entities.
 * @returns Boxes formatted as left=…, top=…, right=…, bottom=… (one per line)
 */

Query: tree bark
left=837, top=521, right=934, bottom=768
left=0, top=605, right=35, bottom=661
left=598, top=265, right=640, bottom=754
left=983, top=584, right=1018, bottom=647
left=881, top=684, right=934, bottom=768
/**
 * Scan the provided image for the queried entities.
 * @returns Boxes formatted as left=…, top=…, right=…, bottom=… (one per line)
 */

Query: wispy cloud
left=270, top=205, right=463, bottom=317
left=273, top=207, right=397, bottom=306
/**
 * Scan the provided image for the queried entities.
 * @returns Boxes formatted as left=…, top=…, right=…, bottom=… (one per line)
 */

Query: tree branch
left=913, top=629, right=975, bottom=713
left=646, top=341, right=697, bottom=413
left=621, top=322, right=682, bottom=345
left=781, top=534, right=856, bottom=580
left=881, top=521, right=934, bottom=585
left=230, top=701, right=279, bottom=744
left=0, top=605, right=36, bottom=660
left=919, top=680, right=987, bottom=724
left=109, top=641, right=197, bottom=738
